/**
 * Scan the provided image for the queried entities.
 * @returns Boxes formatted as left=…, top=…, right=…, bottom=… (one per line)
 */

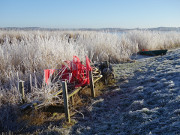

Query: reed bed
left=0, top=30, right=180, bottom=132
left=0, top=29, right=180, bottom=103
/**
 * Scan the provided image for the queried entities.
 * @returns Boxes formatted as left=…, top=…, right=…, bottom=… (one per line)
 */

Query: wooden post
left=19, top=80, right=25, bottom=103
left=34, top=74, right=37, bottom=88
left=62, top=80, right=71, bottom=123
left=30, top=74, right=32, bottom=92
left=89, top=70, right=95, bottom=97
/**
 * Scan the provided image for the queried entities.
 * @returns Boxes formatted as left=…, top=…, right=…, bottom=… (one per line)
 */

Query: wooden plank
left=68, top=75, right=102, bottom=98
left=19, top=80, right=25, bottom=103
left=53, top=73, right=102, bottom=101
left=62, top=80, right=71, bottom=123
left=94, top=75, right=103, bottom=83
left=68, top=87, right=82, bottom=98
left=54, top=89, right=63, bottom=96
left=89, top=70, right=95, bottom=97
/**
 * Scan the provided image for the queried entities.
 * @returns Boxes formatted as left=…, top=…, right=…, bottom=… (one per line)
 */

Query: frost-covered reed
left=0, top=29, right=180, bottom=131
left=125, top=30, right=180, bottom=50
left=0, top=30, right=180, bottom=103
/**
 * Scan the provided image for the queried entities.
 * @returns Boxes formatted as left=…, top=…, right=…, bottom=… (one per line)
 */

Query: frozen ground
left=38, top=49, right=180, bottom=135
left=62, top=48, right=180, bottom=135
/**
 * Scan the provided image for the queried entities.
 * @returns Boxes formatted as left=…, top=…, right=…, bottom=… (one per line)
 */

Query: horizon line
left=0, top=26, right=180, bottom=30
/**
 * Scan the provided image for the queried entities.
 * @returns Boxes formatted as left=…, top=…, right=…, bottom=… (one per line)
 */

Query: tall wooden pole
left=62, top=80, right=71, bottom=123
left=19, top=80, right=25, bottom=103
left=30, top=74, right=32, bottom=92
left=89, top=71, right=95, bottom=97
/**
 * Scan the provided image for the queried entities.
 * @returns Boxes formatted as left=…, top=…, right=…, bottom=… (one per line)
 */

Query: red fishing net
left=44, top=56, right=92, bottom=87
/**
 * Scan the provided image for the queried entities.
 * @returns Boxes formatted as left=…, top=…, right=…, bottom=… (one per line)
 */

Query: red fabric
left=142, top=49, right=148, bottom=51
left=44, top=56, right=92, bottom=87
left=60, top=61, right=72, bottom=82
left=44, top=69, right=55, bottom=85
left=72, top=56, right=86, bottom=87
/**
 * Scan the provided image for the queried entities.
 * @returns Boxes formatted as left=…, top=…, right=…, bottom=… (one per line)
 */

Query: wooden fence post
left=89, top=70, right=95, bottom=97
left=34, top=74, right=37, bottom=88
left=19, top=80, right=25, bottom=103
left=62, top=80, right=71, bottom=123
left=30, top=74, right=32, bottom=92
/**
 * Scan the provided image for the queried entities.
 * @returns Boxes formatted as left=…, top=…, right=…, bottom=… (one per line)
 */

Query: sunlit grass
left=0, top=29, right=180, bottom=131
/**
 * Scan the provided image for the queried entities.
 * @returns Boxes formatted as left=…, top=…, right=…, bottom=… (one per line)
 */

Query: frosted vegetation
left=0, top=30, right=180, bottom=104
left=0, top=30, right=180, bottom=132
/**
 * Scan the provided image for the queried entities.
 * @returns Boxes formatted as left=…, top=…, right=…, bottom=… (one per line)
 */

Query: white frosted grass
left=0, top=30, right=180, bottom=107
left=124, top=30, right=180, bottom=50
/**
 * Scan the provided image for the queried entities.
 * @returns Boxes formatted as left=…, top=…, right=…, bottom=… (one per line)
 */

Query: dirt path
left=68, top=49, right=180, bottom=135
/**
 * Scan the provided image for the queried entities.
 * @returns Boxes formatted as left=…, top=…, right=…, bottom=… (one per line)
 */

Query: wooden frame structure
left=19, top=71, right=103, bottom=123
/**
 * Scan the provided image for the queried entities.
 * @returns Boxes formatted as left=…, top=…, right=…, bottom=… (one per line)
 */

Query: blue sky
left=0, top=0, right=179, bottom=28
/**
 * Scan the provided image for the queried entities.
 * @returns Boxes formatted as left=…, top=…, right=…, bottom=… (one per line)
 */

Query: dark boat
left=138, top=49, right=168, bottom=56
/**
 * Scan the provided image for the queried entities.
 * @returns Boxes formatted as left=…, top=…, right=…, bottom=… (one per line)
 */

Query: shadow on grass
left=0, top=104, right=26, bottom=133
